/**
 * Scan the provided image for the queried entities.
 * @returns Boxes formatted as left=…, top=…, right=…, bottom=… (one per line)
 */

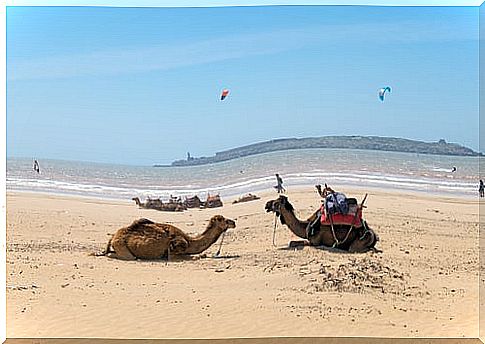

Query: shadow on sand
left=276, top=241, right=381, bottom=254
left=128, top=253, right=241, bottom=263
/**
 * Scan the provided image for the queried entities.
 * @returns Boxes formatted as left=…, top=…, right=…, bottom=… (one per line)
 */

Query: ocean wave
left=6, top=169, right=478, bottom=201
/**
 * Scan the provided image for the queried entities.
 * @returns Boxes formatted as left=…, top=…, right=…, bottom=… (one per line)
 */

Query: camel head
left=265, top=195, right=294, bottom=225
left=208, top=215, right=236, bottom=232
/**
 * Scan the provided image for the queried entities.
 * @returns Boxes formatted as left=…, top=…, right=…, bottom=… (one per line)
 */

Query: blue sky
left=7, top=5, right=479, bottom=165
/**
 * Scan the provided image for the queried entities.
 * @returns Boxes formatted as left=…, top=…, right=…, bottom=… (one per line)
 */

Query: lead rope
left=359, top=220, right=370, bottom=240
left=356, top=194, right=369, bottom=241
left=339, top=194, right=366, bottom=246
left=340, top=224, right=355, bottom=246
left=329, top=213, right=340, bottom=248
left=324, top=198, right=340, bottom=248
left=329, top=193, right=368, bottom=248
left=213, top=231, right=226, bottom=257
left=272, top=213, right=278, bottom=247
left=330, top=216, right=354, bottom=249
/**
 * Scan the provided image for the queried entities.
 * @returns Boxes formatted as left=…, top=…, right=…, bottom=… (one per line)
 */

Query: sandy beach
left=6, top=188, right=479, bottom=339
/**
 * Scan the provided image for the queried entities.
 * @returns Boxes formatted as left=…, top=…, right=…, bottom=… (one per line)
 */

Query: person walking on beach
left=33, top=159, right=40, bottom=174
left=274, top=173, right=286, bottom=194
left=479, top=179, right=484, bottom=198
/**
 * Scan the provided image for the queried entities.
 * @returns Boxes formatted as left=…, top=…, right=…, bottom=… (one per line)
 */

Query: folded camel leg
left=107, top=238, right=137, bottom=260
left=288, top=240, right=310, bottom=248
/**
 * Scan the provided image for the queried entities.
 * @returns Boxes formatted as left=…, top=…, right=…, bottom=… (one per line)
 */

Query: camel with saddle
left=265, top=184, right=379, bottom=253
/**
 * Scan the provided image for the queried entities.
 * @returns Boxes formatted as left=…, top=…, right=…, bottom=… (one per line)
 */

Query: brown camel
left=132, top=197, right=162, bottom=209
left=232, top=193, right=261, bottom=204
left=184, top=195, right=203, bottom=208
left=132, top=197, right=185, bottom=212
left=92, top=215, right=236, bottom=260
left=205, top=194, right=223, bottom=208
left=265, top=195, right=378, bottom=253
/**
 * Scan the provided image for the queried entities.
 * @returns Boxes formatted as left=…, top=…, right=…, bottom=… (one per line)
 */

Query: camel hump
left=132, top=218, right=155, bottom=226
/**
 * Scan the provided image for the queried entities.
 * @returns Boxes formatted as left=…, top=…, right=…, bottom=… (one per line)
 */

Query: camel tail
left=89, top=237, right=113, bottom=257
left=88, top=251, right=107, bottom=257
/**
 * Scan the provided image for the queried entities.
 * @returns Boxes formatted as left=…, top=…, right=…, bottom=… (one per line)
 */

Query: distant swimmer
left=33, top=159, right=40, bottom=174
left=451, top=166, right=457, bottom=172
left=274, top=173, right=286, bottom=194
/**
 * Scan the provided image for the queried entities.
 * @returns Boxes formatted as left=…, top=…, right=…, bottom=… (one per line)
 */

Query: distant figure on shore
left=479, top=180, right=484, bottom=198
left=274, top=173, right=286, bottom=194
left=33, top=159, right=40, bottom=174
left=451, top=166, right=457, bottom=173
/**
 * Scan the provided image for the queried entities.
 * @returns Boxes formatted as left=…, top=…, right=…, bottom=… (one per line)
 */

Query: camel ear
left=210, top=215, right=224, bottom=225
left=280, top=196, right=293, bottom=211
left=280, top=195, right=288, bottom=204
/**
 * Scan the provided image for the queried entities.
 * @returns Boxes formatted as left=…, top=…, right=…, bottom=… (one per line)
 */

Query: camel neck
left=184, top=225, right=225, bottom=254
left=280, top=207, right=309, bottom=239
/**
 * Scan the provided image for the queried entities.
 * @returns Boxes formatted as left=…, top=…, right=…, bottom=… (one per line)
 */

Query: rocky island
left=156, top=136, right=481, bottom=167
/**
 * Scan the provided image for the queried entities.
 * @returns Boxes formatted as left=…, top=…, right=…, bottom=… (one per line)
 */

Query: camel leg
left=348, top=230, right=375, bottom=253
left=169, top=237, right=189, bottom=255
left=288, top=240, right=310, bottom=248
left=108, top=238, right=137, bottom=260
left=165, top=238, right=189, bottom=262
left=104, top=237, right=112, bottom=254
left=106, top=252, right=136, bottom=260
left=305, top=210, right=322, bottom=238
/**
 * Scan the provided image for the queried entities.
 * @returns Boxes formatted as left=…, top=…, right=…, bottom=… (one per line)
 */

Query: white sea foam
left=6, top=170, right=477, bottom=200
left=7, top=150, right=479, bottom=200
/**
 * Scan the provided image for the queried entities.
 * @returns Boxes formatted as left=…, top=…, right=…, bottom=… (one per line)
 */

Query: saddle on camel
left=309, top=184, right=369, bottom=247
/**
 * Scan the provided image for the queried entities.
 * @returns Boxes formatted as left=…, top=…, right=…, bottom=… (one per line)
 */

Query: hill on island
left=156, top=136, right=481, bottom=167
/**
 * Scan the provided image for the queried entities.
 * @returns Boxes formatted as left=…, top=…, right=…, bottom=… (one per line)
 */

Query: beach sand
left=6, top=188, right=479, bottom=338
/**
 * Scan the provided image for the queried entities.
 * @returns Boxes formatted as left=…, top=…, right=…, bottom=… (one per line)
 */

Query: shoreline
left=6, top=181, right=479, bottom=204
left=7, top=151, right=480, bottom=203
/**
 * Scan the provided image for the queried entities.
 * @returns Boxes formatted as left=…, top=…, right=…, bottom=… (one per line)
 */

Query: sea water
left=6, top=148, right=482, bottom=201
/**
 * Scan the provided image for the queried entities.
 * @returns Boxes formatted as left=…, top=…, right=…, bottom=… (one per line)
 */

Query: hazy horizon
left=7, top=5, right=478, bottom=165
left=7, top=134, right=481, bottom=167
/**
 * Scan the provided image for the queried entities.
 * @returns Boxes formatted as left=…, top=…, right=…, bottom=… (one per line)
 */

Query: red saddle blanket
left=320, top=204, right=363, bottom=227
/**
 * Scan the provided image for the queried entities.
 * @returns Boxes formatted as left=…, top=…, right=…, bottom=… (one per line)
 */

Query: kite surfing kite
left=378, top=86, right=391, bottom=101
left=220, top=89, right=229, bottom=101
